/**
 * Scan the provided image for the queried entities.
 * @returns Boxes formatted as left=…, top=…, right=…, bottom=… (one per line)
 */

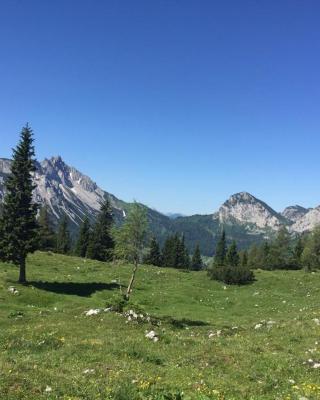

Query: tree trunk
left=125, top=261, right=138, bottom=300
left=18, top=257, right=26, bottom=284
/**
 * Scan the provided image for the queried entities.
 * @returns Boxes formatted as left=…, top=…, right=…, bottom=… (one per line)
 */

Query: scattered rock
left=83, top=368, right=95, bottom=374
left=145, top=330, right=159, bottom=342
left=8, top=286, right=19, bottom=295
left=84, top=309, right=101, bottom=316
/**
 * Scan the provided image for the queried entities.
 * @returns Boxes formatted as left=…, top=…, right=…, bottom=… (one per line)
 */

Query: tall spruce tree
left=75, top=216, right=91, bottom=257
left=269, top=226, right=291, bottom=269
left=191, top=244, right=203, bottom=270
left=38, top=205, right=56, bottom=251
left=0, top=125, right=38, bottom=283
left=239, top=249, right=248, bottom=267
left=175, top=234, right=187, bottom=268
left=145, top=236, right=162, bottom=266
left=162, top=235, right=177, bottom=267
left=86, top=199, right=114, bottom=261
left=292, top=237, right=304, bottom=268
left=214, top=229, right=227, bottom=266
left=56, top=215, right=71, bottom=254
left=225, top=240, right=240, bottom=267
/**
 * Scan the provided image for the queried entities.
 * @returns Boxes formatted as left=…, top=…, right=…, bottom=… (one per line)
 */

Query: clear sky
left=1, top=1, right=320, bottom=215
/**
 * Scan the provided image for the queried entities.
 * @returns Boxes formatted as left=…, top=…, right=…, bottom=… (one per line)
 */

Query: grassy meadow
left=0, top=252, right=320, bottom=399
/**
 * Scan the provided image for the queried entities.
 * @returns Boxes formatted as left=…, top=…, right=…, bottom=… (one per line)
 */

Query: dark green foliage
left=247, top=244, right=260, bottom=268
left=175, top=235, right=187, bottom=269
left=214, top=229, right=227, bottom=266
left=74, top=216, right=91, bottom=257
left=162, top=234, right=190, bottom=269
left=225, top=240, right=240, bottom=267
left=210, top=233, right=254, bottom=284
left=268, top=226, right=292, bottom=269
left=87, top=199, right=114, bottom=261
left=247, top=228, right=304, bottom=270
left=0, top=125, right=38, bottom=283
left=292, top=237, right=304, bottom=268
left=144, top=236, right=162, bottom=266
left=162, top=235, right=177, bottom=268
left=209, top=264, right=255, bottom=285
left=56, top=215, right=71, bottom=254
left=240, top=249, right=248, bottom=267
left=37, top=205, right=56, bottom=251
left=301, top=227, right=320, bottom=271
left=191, top=244, right=203, bottom=270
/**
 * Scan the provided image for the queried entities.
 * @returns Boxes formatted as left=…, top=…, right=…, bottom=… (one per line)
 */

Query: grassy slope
left=0, top=252, right=320, bottom=400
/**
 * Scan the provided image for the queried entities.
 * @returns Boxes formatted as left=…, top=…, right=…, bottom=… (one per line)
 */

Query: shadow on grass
left=162, top=316, right=210, bottom=329
left=28, top=281, right=121, bottom=297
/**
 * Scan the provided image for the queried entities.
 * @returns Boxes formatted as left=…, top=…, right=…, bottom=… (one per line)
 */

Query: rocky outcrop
left=218, top=192, right=285, bottom=230
left=281, top=205, right=309, bottom=223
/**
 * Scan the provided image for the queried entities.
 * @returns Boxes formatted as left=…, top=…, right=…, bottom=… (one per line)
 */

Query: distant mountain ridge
left=0, top=156, right=319, bottom=256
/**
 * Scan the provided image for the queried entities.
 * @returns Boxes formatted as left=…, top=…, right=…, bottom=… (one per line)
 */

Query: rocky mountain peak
left=219, top=192, right=284, bottom=230
left=281, top=205, right=309, bottom=223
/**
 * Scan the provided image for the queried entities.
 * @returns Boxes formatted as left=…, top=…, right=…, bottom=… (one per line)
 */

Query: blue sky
left=1, top=1, right=320, bottom=215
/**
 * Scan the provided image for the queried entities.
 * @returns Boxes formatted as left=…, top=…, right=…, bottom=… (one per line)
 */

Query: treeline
left=38, top=201, right=115, bottom=262
left=208, top=230, right=255, bottom=284
left=208, top=225, right=320, bottom=285
left=144, top=235, right=203, bottom=271
left=246, top=226, right=320, bottom=272
left=38, top=204, right=204, bottom=271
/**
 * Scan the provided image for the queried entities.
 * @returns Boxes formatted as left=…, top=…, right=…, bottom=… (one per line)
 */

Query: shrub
left=106, top=293, right=127, bottom=312
left=209, top=265, right=255, bottom=285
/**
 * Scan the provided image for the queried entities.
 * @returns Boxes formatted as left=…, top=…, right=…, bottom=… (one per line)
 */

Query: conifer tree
left=145, top=236, right=162, bottom=266
left=86, top=199, right=114, bottom=261
left=162, top=235, right=177, bottom=267
left=0, top=125, right=38, bottom=283
left=191, top=244, right=203, bottom=270
left=225, top=240, right=240, bottom=266
left=38, top=204, right=56, bottom=251
left=292, top=237, right=304, bottom=268
left=301, top=227, right=320, bottom=272
left=269, top=226, right=291, bottom=269
left=56, top=215, right=71, bottom=254
left=240, top=249, right=248, bottom=267
left=175, top=234, right=187, bottom=268
left=75, top=216, right=91, bottom=257
left=261, top=241, right=271, bottom=268
left=214, top=229, right=227, bottom=266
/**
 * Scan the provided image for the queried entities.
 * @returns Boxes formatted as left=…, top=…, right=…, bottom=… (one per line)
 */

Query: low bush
left=209, top=265, right=255, bottom=285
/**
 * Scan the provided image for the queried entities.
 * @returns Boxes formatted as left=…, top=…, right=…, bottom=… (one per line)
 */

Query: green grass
left=0, top=252, right=320, bottom=399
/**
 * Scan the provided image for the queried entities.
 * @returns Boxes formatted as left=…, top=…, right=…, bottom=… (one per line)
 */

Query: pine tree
left=145, top=236, right=162, bottom=266
left=86, top=199, right=114, bottom=261
left=56, top=215, right=71, bottom=254
left=301, top=227, right=320, bottom=272
left=269, top=226, right=291, bottom=269
left=162, top=235, right=177, bottom=267
left=214, top=229, right=227, bottom=266
left=74, top=216, right=91, bottom=257
left=247, top=244, right=260, bottom=268
left=225, top=240, right=240, bottom=267
left=261, top=241, right=271, bottom=268
left=292, top=237, right=304, bottom=268
left=0, top=125, right=38, bottom=283
left=175, top=234, right=187, bottom=268
left=191, top=244, right=203, bottom=270
left=38, top=204, right=56, bottom=251
left=240, top=249, right=248, bottom=267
